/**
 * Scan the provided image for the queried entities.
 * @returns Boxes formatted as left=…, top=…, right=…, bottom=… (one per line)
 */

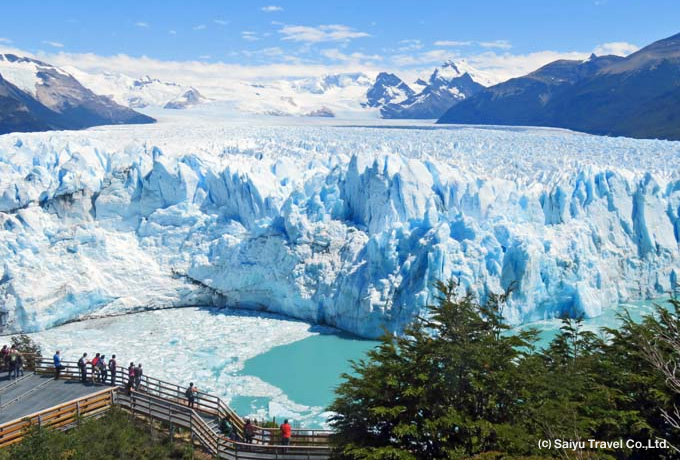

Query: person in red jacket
left=280, top=419, right=292, bottom=446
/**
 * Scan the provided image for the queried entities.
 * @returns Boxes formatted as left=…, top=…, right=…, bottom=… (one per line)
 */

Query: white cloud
left=240, top=47, right=286, bottom=58
left=261, top=5, right=283, bottom=12
left=593, top=41, right=639, bottom=57
left=242, top=31, right=260, bottom=42
left=434, top=40, right=473, bottom=47
left=398, top=39, right=423, bottom=51
left=390, top=47, right=595, bottom=83
left=478, top=40, right=512, bottom=50
left=279, top=24, right=370, bottom=43
left=135, top=22, right=149, bottom=28
left=27, top=50, right=383, bottom=98
left=0, top=37, right=12, bottom=44
left=391, top=49, right=455, bottom=66
left=169, top=30, right=177, bottom=35
left=193, top=24, right=207, bottom=31
left=260, top=47, right=284, bottom=56
left=214, top=19, right=229, bottom=26
left=198, top=55, right=211, bottom=60
left=42, top=40, right=64, bottom=48
left=434, top=40, right=511, bottom=49
left=465, top=50, right=589, bottom=82
left=321, top=48, right=382, bottom=63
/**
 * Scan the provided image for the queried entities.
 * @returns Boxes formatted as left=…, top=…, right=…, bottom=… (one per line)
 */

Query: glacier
left=1, top=119, right=679, bottom=338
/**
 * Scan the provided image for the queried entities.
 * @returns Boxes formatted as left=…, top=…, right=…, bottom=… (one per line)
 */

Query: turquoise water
left=513, top=299, right=664, bottom=349
left=233, top=299, right=669, bottom=426
left=233, top=331, right=379, bottom=419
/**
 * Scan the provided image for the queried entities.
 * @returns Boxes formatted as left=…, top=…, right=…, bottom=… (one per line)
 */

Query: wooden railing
left=13, top=357, right=333, bottom=458
left=118, top=390, right=330, bottom=459
left=0, top=388, right=115, bottom=449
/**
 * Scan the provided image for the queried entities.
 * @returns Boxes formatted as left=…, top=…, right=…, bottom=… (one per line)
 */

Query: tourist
left=244, top=419, right=255, bottom=444
left=219, top=417, right=232, bottom=437
left=53, top=350, right=65, bottom=380
left=126, top=362, right=135, bottom=395
left=0, top=345, right=8, bottom=371
left=108, top=354, right=117, bottom=386
left=7, top=346, right=18, bottom=379
left=134, top=363, right=143, bottom=390
left=16, top=352, right=24, bottom=378
left=98, top=354, right=108, bottom=384
left=78, top=352, right=88, bottom=382
left=185, top=382, right=197, bottom=408
left=232, top=421, right=242, bottom=442
left=280, top=419, right=292, bottom=446
left=91, top=353, right=101, bottom=383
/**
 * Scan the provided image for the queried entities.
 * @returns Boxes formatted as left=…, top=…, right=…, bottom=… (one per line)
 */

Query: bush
left=11, top=333, right=42, bottom=369
left=0, top=408, right=195, bottom=460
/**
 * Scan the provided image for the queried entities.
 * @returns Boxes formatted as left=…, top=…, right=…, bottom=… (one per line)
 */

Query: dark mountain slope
left=438, top=33, right=680, bottom=140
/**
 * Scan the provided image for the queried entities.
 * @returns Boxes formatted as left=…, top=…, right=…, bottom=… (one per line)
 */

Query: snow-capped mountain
left=230, top=72, right=375, bottom=118
left=1, top=121, right=679, bottom=337
left=364, top=72, right=415, bottom=108
left=64, top=68, right=197, bottom=109
left=438, top=32, right=680, bottom=140
left=378, top=60, right=486, bottom=119
left=304, top=106, right=335, bottom=117
left=164, top=88, right=209, bottom=109
left=0, top=54, right=154, bottom=134
left=292, top=72, right=372, bottom=95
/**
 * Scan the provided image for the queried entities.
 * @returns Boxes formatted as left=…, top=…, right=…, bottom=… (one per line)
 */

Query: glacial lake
left=8, top=298, right=667, bottom=428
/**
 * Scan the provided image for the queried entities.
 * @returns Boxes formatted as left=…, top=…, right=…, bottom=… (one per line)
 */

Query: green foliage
left=10, top=333, right=42, bottom=368
left=329, top=280, right=680, bottom=459
left=11, top=333, right=42, bottom=356
left=0, top=408, right=195, bottom=460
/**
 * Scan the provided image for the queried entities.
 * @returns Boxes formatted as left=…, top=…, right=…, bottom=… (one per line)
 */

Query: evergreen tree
left=329, top=280, right=536, bottom=459
left=329, top=281, right=679, bottom=459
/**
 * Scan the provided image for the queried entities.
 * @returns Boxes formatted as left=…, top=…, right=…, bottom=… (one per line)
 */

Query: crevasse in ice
left=1, top=122, right=679, bottom=338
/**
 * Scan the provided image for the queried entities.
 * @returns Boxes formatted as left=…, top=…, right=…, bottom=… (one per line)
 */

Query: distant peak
left=442, top=60, right=460, bottom=73
left=583, top=53, right=597, bottom=63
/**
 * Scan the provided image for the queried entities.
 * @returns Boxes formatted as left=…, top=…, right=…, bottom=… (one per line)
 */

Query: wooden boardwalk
left=0, top=373, right=108, bottom=425
left=0, top=359, right=332, bottom=459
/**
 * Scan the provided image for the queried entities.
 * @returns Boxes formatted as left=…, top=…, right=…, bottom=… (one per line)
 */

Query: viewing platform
left=0, top=357, right=332, bottom=459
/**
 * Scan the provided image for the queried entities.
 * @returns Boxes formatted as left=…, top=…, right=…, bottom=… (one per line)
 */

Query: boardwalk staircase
left=0, top=357, right=332, bottom=459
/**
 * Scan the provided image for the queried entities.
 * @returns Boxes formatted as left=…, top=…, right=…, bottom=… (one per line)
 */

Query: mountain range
left=438, top=32, right=680, bottom=140
left=372, top=61, right=487, bottom=119
left=0, top=54, right=154, bottom=135
left=2, top=32, right=679, bottom=140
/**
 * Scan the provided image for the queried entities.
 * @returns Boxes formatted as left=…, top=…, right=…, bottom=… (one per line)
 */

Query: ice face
left=1, top=120, right=679, bottom=337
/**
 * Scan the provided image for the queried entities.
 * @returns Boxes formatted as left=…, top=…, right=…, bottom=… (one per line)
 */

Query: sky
left=0, top=0, right=678, bottom=84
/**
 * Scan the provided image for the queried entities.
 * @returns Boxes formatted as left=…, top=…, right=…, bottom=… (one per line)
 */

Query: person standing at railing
left=16, top=352, right=24, bottom=378
left=53, top=350, right=65, bottom=380
left=185, top=382, right=197, bottom=408
left=7, top=345, right=18, bottom=380
left=108, top=354, right=117, bottom=386
left=134, top=363, right=143, bottom=390
left=280, top=419, right=292, bottom=447
left=126, top=362, right=136, bottom=395
left=0, top=345, right=8, bottom=371
left=98, top=354, right=108, bottom=384
left=78, top=353, right=88, bottom=382
left=91, top=353, right=101, bottom=383
left=244, top=419, right=255, bottom=444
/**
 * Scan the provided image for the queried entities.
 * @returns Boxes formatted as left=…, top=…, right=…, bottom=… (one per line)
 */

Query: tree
left=11, top=333, right=42, bottom=369
left=636, top=299, right=680, bottom=453
left=329, top=280, right=537, bottom=459
left=329, top=281, right=679, bottom=459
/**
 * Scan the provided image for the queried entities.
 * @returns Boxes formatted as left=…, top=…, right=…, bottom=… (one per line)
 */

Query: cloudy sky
left=0, top=0, right=677, bottom=84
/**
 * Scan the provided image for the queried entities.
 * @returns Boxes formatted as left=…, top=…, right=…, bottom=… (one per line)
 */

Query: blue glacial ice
left=0, top=122, right=679, bottom=338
